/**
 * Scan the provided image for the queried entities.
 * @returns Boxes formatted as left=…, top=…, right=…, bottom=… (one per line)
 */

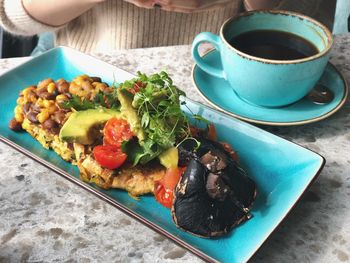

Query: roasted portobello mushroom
left=172, top=138, right=257, bottom=237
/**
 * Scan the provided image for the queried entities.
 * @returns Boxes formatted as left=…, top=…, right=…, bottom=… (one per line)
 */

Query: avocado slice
left=59, top=108, right=120, bottom=145
left=159, top=147, right=178, bottom=168
left=117, top=89, right=145, bottom=142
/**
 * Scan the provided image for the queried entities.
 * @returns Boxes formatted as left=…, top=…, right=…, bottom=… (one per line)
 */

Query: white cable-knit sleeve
left=0, top=0, right=60, bottom=36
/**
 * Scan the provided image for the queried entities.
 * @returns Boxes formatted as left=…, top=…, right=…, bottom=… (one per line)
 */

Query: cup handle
left=192, top=32, right=226, bottom=79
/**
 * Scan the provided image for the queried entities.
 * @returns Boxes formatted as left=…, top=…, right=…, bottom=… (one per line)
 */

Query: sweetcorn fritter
left=9, top=75, right=165, bottom=196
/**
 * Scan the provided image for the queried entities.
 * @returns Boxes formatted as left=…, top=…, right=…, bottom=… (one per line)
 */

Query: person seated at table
left=0, top=0, right=242, bottom=54
left=0, top=0, right=336, bottom=54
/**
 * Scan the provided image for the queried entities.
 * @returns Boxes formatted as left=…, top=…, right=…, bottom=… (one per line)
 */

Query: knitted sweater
left=0, top=0, right=242, bottom=53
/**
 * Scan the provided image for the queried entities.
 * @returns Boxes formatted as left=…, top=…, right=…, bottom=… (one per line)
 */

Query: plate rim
left=0, top=46, right=326, bottom=262
left=191, top=49, right=349, bottom=126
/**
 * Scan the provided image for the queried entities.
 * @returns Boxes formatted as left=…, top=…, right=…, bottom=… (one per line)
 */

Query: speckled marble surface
left=1, top=35, right=350, bottom=263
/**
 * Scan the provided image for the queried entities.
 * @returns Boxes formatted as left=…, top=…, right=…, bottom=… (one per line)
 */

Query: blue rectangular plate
left=0, top=47, right=325, bottom=263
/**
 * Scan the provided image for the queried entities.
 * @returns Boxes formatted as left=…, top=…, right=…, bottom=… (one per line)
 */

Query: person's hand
left=155, top=0, right=234, bottom=13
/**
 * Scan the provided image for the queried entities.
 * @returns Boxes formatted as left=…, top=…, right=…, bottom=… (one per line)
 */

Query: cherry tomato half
left=163, top=167, right=184, bottom=189
left=103, top=118, right=134, bottom=147
left=93, top=145, right=127, bottom=170
left=154, top=167, right=185, bottom=208
left=129, top=81, right=144, bottom=94
left=154, top=184, right=174, bottom=208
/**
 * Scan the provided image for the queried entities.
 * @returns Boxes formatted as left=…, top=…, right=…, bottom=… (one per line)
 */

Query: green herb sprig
left=61, top=90, right=120, bottom=111
left=121, top=71, right=190, bottom=165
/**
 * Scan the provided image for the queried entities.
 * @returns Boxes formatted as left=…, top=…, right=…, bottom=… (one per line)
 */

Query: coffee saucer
left=192, top=50, right=348, bottom=126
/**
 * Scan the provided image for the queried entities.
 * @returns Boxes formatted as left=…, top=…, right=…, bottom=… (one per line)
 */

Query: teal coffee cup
left=192, top=10, right=333, bottom=107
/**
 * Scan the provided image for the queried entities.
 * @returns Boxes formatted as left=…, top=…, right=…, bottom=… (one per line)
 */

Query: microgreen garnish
left=120, top=71, right=190, bottom=165
left=61, top=95, right=95, bottom=110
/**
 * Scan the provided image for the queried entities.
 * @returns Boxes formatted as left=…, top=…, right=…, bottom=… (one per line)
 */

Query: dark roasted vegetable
left=172, top=139, right=256, bottom=237
left=177, top=138, right=199, bottom=166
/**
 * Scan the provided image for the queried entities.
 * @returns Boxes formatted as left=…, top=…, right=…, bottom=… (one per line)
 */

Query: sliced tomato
left=154, top=167, right=185, bottom=208
left=162, top=167, right=184, bottom=189
left=93, top=145, right=127, bottom=170
left=103, top=118, right=134, bottom=147
left=154, top=184, right=173, bottom=208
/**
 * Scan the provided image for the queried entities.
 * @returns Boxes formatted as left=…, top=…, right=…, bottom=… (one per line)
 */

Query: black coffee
left=229, top=30, right=319, bottom=60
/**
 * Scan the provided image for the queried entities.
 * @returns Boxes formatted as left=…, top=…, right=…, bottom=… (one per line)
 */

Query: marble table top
left=1, top=35, right=350, bottom=263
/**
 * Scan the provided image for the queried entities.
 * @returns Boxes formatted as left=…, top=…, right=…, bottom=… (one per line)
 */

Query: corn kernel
left=36, top=98, right=44, bottom=107
left=16, top=97, right=24, bottom=105
left=14, top=105, right=23, bottom=115
left=78, top=75, right=88, bottom=81
left=74, top=78, right=82, bottom=86
left=56, top=94, right=68, bottom=104
left=75, top=75, right=92, bottom=86
left=79, top=90, right=87, bottom=97
left=22, top=86, right=35, bottom=96
left=43, top=99, right=54, bottom=108
left=26, top=93, right=37, bottom=103
left=47, top=82, right=56, bottom=93
left=15, top=112, right=24, bottom=122
left=69, top=82, right=80, bottom=95
left=47, top=105, right=57, bottom=114
left=42, top=99, right=50, bottom=108
left=37, top=109, right=50, bottom=123
left=14, top=105, right=24, bottom=122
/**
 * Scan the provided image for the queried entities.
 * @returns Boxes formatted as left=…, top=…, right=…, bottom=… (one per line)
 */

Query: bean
left=9, top=118, right=22, bottom=131
left=52, top=89, right=59, bottom=96
left=31, top=104, right=41, bottom=113
left=29, top=90, right=38, bottom=99
left=42, top=118, right=58, bottom=130
left=36, top=88, right=47, bottom=96
left=26, top=111, right=39, bottom=123
left=53, top=110, right=66, bottom=124
left=22, top=103, right=32, bottom=114
left=91, top=77, right=102, bottom=83
left=39, top=91, right=55, bottom=100
left=36, top=87, right=46, bottom=96
left=57, top=80, right=70, bottom=94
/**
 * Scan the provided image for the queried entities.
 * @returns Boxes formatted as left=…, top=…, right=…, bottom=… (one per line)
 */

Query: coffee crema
left=229, top=30, right=319, bottom=60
